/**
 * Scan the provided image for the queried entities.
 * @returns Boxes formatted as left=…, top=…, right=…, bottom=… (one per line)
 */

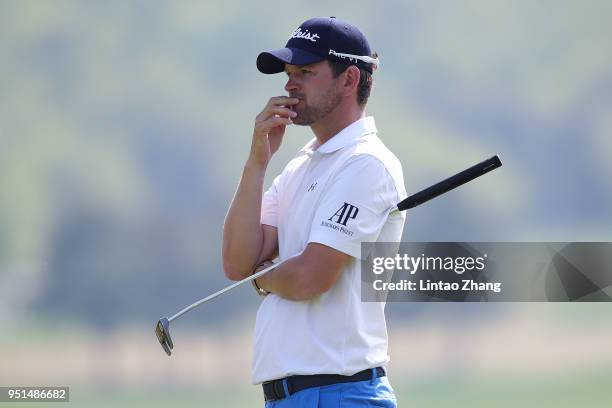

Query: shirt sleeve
left=261, top=174, right=281, bottom=227
left=308, top=154, right=399, bottom=259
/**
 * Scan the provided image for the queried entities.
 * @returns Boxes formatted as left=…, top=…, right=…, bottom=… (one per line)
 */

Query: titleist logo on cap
left=290, top=28, right=320, bottom=42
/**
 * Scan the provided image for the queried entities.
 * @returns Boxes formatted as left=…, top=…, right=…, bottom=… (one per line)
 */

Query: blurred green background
left=1, top=0, right=611, bottom=406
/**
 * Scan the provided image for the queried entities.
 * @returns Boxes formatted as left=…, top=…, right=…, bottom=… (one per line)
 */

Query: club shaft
left=168, top=260, right=286, bottom=322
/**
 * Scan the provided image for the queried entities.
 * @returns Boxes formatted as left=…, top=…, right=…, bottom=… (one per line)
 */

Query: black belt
left=262, top=367, right=385, bottom=402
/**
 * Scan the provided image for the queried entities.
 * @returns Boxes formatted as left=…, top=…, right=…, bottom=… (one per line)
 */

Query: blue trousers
left=264, top=376, right=397, bottom=408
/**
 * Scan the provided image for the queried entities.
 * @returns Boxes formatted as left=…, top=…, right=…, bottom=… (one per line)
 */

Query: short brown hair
left=327, top=53, right=377, bottom=107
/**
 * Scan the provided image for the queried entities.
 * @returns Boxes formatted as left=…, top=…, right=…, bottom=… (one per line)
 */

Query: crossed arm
left=222, top=160, right=350, bottom=301
left=253, top=227, right=350, bottom=301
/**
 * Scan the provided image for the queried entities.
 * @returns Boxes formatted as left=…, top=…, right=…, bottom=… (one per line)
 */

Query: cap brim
left=257, top=47, right=325, bottom=74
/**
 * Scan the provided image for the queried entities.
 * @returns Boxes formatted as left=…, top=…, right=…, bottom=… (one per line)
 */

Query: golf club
left=156, top=155, right=502, bottom=355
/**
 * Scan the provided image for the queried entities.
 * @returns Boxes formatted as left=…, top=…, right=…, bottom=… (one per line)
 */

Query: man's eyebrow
left=285, top=63, right=317, bottom=72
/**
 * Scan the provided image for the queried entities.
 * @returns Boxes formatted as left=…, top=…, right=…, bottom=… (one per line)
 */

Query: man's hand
left=250, top=96, right=299, bottom=166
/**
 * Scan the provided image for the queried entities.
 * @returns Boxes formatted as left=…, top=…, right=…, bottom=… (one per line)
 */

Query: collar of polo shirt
left=300, top=116, right=378, bottom=156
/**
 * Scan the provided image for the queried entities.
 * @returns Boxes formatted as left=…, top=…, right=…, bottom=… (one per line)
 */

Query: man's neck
left=310, top=103, right=365, bottom=146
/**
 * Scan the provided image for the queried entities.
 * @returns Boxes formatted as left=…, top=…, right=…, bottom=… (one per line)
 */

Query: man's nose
left=284, top=75, right=299, bottom=92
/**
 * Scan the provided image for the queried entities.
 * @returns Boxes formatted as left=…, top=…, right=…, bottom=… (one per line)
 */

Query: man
left=222, top=17, right=406, bottom=407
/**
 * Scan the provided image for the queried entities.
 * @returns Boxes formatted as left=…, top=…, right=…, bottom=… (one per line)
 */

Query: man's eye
left=301, top=69, right=311, bottom=74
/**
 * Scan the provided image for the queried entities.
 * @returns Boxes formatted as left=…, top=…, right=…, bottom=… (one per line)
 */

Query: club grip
left=396, top=155, right=502, bottom=211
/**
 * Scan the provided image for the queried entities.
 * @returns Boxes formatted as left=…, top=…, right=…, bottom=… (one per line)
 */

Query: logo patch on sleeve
left=320, top=202, right=359, bottom=237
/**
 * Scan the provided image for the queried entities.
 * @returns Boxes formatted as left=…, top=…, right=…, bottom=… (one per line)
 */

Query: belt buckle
left=263, top=379, right=287, bottom=402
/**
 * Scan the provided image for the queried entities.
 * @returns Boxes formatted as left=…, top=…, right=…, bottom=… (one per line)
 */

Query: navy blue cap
left=257, top=17, right=376, bottom=74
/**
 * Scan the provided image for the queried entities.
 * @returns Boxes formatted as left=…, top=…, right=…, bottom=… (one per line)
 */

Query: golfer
left=222, top=17, right=406, bottom=407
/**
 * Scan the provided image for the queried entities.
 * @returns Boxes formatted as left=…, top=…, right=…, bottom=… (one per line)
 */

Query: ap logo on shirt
left=328, top=202, right=359, bottom=226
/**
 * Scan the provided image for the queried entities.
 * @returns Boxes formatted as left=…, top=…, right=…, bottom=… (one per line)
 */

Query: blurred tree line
left=1, top=1, right=611, bottom=329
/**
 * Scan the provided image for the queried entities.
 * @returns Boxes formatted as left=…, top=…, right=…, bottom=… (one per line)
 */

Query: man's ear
left=342, top=65, right=361, bottom=96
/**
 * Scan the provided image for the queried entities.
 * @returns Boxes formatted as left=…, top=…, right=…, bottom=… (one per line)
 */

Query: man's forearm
left=255, top=244, right=349, bottom=301
left=222, top=159, right=267, bottom=280
left=256, top=255, right=312, bottom=301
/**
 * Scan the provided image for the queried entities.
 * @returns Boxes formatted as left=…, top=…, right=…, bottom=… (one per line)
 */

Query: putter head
left=155, top=317, right=173, bottom=356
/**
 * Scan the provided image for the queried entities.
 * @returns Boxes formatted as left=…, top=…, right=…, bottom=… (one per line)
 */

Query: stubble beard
left=292, top=83, right=343, bottom=126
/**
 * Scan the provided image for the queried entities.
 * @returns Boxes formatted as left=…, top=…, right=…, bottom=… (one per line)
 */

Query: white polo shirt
left=253, top=116, right=406, bottom=384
